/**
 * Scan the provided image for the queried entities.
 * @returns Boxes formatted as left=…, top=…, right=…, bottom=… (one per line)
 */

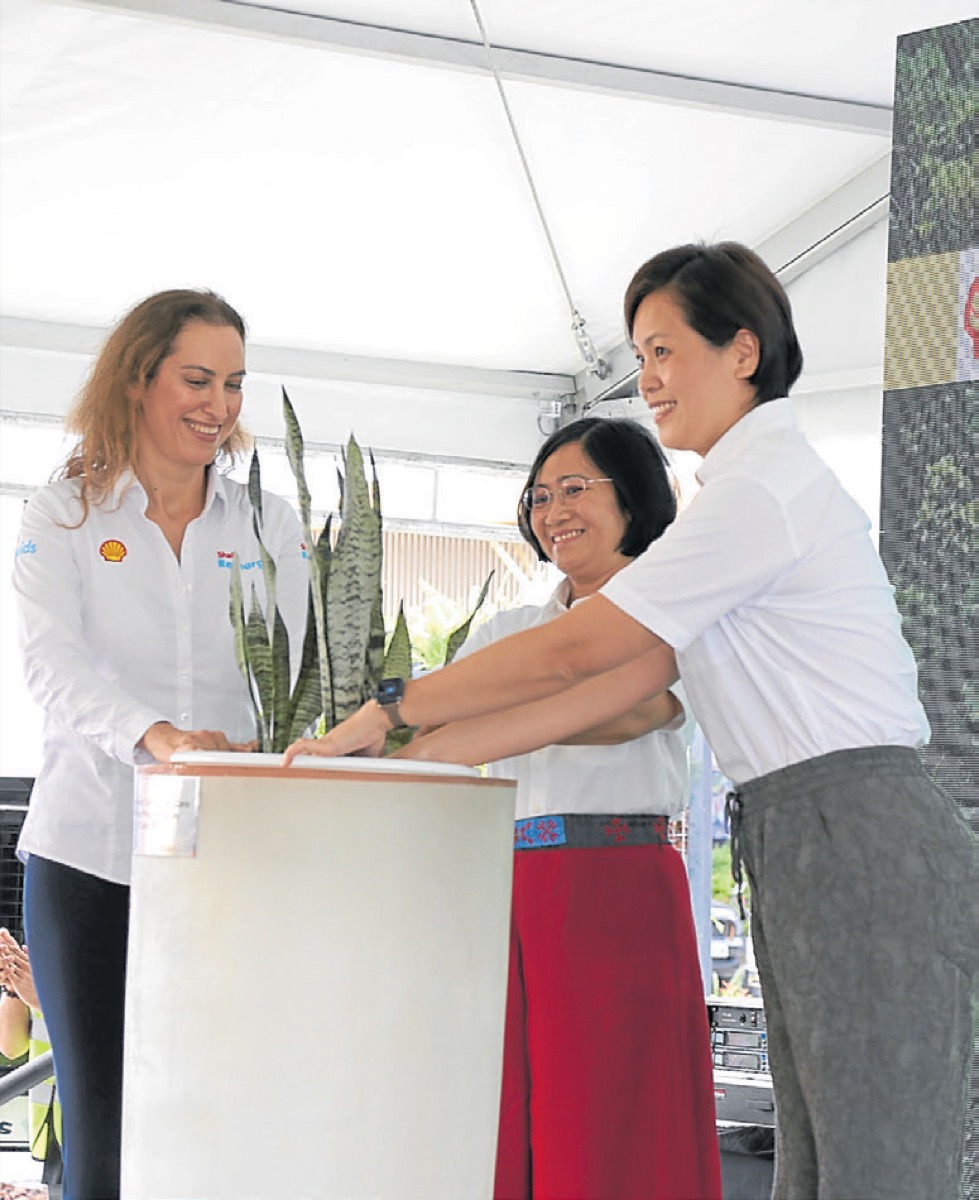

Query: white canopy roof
left=1, top=0, right=970, bottom=470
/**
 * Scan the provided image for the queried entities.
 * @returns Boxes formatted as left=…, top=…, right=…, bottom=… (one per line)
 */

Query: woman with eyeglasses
left=286, top=241, right=976, bottom=1200
left=447, top=417, right=720, bottom=1198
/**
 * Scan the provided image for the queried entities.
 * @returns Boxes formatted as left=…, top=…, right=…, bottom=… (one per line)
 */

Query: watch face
left=377, top=677, right=405, bottom=705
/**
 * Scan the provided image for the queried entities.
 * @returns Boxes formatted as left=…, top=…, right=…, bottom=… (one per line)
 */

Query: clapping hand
left=0, top=928, right=40, bottom=1011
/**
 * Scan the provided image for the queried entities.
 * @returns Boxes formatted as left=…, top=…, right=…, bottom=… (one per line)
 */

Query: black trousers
left=25, top=855, right=130, bottom=1200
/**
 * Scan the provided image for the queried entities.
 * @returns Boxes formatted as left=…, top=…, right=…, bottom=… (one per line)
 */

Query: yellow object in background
left=885, top=248, right=979, bottom=390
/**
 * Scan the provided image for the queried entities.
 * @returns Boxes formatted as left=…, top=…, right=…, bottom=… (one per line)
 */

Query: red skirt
left=494, top=833, right=722, bottom=1200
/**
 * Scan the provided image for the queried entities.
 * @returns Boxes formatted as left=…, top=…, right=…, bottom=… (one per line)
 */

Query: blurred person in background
left=0, top=930, right=62, bottom=1184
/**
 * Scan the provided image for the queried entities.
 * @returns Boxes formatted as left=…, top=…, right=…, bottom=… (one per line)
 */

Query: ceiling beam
left=573, top=153, right=891, bottom=409
left=59, top=0, right=892, bottom=135
left=754, top=152, right=892, bottom=284
left=0, top=317, right=573, bottom=402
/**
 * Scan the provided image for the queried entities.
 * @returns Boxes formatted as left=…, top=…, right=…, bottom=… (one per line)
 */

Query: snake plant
left=229, top=387, right=490, bottom=753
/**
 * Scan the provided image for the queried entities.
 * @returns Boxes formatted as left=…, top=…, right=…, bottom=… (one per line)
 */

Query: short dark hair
left=623, top=241, right=803, bottom=404
left=517, top=416, right=677, bottom=562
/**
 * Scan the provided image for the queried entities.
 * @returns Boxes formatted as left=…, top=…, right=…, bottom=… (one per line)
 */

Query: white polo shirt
left=456, top=579, right=690, bottom=820
left=13, top=469, right=308, bottom=884
left=602, top=400, right=928, bottom=785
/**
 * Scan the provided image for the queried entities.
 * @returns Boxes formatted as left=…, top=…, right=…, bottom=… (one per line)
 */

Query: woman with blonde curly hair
left=12, top=288, right=307, bottom=1199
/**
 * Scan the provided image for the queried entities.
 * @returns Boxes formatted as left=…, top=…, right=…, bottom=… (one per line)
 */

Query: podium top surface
left=137, top=751, right=510, bottom=787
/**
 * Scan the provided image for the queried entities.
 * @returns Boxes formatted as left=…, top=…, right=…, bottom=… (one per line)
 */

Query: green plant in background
left=711, top=842, right=750, bottom=910
left=890, top=22, right=976, bottom=258
left=230, top=387, right=491, bottom=752
left=888, top=406, right=979, bottom=794
left=406, top=580, right=499, bottom=673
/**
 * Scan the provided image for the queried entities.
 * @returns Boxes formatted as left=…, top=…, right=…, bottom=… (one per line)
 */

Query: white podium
left=122, top=755, right=515, bottom=1200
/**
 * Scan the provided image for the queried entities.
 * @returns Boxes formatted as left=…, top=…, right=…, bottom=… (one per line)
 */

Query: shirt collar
left=111, top=468, right=142, bottom=508
left=696, top=397, right=795, bottom=485
left=112, top=465, right=227, bottom=514
left=542, top=577, right=574, bottom=617
left=203, top=466, right=228, bottom=513
left=542, top=575, right=604, bottom=618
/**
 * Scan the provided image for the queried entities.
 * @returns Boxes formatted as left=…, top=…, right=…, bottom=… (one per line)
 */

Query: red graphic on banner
left=965, top=276, right=978, bottom=358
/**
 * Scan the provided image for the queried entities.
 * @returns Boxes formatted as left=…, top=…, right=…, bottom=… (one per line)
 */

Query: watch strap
left=375, top=678, right=408, bottom=729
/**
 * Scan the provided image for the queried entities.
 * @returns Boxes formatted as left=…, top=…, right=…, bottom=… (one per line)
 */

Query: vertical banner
left=879, top=18, right=977, bottom=820
left=878, top=21, right=977, bottom=1200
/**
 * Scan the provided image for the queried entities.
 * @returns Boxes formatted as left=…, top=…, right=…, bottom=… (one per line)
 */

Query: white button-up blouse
left=12, top=468, right=308, bottom=884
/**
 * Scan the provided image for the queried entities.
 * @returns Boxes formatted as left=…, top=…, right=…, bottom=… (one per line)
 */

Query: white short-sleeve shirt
left=456, top=579, right=690, bottom=820
left=602, top=400, right=928, bottom=785
left=13, top=469, right=308, bottom=884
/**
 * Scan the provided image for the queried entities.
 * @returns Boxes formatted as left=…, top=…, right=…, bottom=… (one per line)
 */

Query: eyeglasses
left=522, top=475, right=614, bottom=510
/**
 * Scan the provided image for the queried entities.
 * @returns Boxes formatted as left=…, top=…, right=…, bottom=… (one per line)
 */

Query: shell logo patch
left=99, top=539, right=127, bottom=563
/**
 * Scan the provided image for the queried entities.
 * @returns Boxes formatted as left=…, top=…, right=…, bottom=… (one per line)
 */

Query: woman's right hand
left=282, top=701, right=390, bottom=766
left=138, top=721, right=256, bottom=763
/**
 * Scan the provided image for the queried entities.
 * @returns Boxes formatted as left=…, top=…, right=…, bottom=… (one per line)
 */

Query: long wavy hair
left=59, top=288, right=250, bottom=516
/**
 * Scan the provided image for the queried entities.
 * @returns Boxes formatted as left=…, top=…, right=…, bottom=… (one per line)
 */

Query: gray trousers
left=734, top=746, right=978, bottom=1200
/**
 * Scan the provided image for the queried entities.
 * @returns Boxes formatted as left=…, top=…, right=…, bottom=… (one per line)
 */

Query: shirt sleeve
left=602, top=474, right=799, bottom=651
left=663, top=678, right=689, bottom=733
left=13, top=487, right=166, bottom=765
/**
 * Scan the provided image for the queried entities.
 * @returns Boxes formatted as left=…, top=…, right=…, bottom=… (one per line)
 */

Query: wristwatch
left=375, top=677, right=407, bottom=729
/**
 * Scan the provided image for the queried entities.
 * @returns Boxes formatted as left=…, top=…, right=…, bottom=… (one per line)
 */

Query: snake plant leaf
left=255, top=533, right=278, bottom=635
left=245, top=586, right=274, bottom=750
left=364, top=455, right=385, bottom=692
left=369, top=448, right=381, bottom=516
left=312, top=516, right=336, bottom=725
left=381, top=602, right=413, bottom=680
left=229, top=555, right=249, bottom=678
left=364, top=589, right=386, bottom=696
left=282, top=388, right=311, bottom=522
left=247, top=447, right=264, bottom=531
left=229, top=396, right=426, bottom=752
left=269, top=604, right=292, bottom=751
left=286, top=665, right=326, bottom=746
left=286, top=589, right=326, bottom=743
left=325, top=435, right=383, bottom=723
left=229, top=554, right=263, bottom=732
left=381, top=603, right=414, bottom=754
left=444, top=570, right=495, bottom=665
left=384, top=725, right=414, bottom=754
left=314, top=514, right=333, bottom=575
left=282, top=389, right=330, bottom=718
left=244, top=449, right=281, bottom=629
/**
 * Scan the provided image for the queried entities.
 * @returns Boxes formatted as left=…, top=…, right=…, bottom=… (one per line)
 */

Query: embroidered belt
left=513, top=813, right=671, bottom=851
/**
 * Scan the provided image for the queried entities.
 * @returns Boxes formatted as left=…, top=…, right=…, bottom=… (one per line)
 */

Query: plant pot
left=122, top=753, right=516, bottom=1199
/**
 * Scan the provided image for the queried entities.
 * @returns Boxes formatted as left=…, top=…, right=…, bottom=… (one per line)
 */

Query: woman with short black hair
left=290, top=241, right=977, bottom=1200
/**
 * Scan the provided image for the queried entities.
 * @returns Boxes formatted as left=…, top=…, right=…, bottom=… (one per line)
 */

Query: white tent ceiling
left=1, top=0, right=971, bottom=467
